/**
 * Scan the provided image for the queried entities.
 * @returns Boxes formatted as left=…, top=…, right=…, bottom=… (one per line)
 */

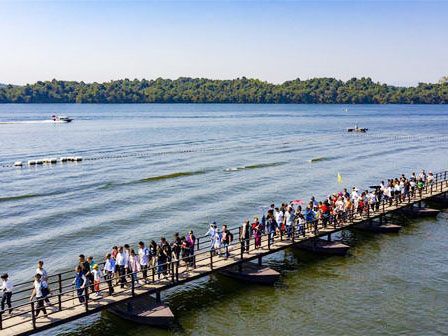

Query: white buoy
left=14, top=161, right=23, bottom=167
left=35, top=159, right=43, bottom=165
left=43, top=158, right=51, bottom=164
left=28, top=160, right=36, bottom=165
left=75, top=157, right=83, bottom=161
left=50, top=158, right=57, bottom=163
left=60, top=157, right=68, bottom=162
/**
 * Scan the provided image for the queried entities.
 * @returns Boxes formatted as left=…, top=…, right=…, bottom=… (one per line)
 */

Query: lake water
left=0, top=104, right=447, bottom=335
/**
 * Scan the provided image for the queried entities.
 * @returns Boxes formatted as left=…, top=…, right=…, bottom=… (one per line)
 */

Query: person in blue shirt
left=305, top=206, right=317, bottom=234
left=103, top=253, right=115, bottom=295
left=73, top=266, right=87, bottom=303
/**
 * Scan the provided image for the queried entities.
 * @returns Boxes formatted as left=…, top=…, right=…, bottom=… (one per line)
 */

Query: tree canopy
left=0, top=77, right=447, bottom=104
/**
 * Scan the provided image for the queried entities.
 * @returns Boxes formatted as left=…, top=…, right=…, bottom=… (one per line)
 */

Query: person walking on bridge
left=205, top=222, right=217, bottom=254
left=240, top=220, right=251, bottom=252
left=138, top=241, right=150, bottom=284
left=221, top=225, right=233, bottom=259
left=30, top=274, right=48, bottom=318
left=36, top=261, right=52, bottom=307
left=115, top=247, right=128, bottom=288
left=285, top=207, right=295, bottom=238
left=1, top=273, right=13, bottom=315
left=187, top=231, right=196, bottom=267
left=73, top=266, right=87, bottom=303
left=267, top=214, right=278, bottom=243
left=103, top=253, right=115, bottom=295
left=78, top=255, right=91, bottom=299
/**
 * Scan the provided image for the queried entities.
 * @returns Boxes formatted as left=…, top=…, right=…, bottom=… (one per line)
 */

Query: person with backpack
left=180, top=236, right=191, bottom=271
left=36, top=261, right=52, bottom=307
left=171, top=233, right=182, bottom=261
left=221, top=225, right=233, bottom=259
left=30, top=274, right=49, bottom=318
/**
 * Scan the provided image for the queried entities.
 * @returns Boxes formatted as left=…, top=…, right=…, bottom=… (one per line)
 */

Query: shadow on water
left=0, top=181, right=109, bottom=204
left=99, top=170, right=208, bottom=190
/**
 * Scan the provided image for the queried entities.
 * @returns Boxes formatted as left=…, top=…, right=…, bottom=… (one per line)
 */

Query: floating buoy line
left=2, top=132, right=448, bottom=169
left=11, top=157, right=83, bottom=168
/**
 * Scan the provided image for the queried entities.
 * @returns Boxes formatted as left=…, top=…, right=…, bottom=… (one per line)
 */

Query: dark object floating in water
left=218, top=262, right=280, bottom=285
left=295, top=238, right=350, bottom=256
left=347, top=125, right=368, bottom=133
left=398, top=206, right=440, bottom=217
left=355, top=221, right=402, bottom=233
left=107, top=295, right=174, bottom=327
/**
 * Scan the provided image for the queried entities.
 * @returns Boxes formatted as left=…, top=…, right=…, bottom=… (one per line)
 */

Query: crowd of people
left=0, top=169, right=436, bottom=318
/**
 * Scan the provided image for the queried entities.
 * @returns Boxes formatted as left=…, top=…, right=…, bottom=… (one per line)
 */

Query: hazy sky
left=0, top=0, right=447, bottom=86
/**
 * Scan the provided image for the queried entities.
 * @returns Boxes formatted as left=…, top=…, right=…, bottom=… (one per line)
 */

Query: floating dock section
left=107, top=295, right=174, bottom=327
left=218, top=262, right=280, bottom=285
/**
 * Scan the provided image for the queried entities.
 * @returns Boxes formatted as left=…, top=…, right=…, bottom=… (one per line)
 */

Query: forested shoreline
left=0, top=77, right=447, bottom=104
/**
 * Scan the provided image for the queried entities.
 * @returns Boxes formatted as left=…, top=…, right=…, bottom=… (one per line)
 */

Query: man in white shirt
left=275, top=208, right=284, bottom=228
left=115, top=247, right=127, bottom=288
left=36, top=261, right=48, bottom=282
left=138, top=241, right=150, bottom=283
left=1, top=273, right=13, bottom=314
left=351, top=187, right=359, bottom=202
left=36, top=261, right=52, bottom=306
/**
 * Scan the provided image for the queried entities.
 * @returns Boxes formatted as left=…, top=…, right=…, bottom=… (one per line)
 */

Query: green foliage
left=0, top=77, right=447, bottom=104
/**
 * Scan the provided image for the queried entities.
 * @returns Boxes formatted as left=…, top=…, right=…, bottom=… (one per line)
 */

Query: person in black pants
left=30, top=274, right=47, bottom=318
left=1, top=273, right=13, bottom=315
left=78, top=255, right=91, bottom=300
left=240, top=220, right=250, bottom=252
left=116, top=247, right=127, bottom=288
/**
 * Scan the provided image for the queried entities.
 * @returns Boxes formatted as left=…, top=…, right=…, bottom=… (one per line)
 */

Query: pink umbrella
left=290, top=200, right=304, bottom=205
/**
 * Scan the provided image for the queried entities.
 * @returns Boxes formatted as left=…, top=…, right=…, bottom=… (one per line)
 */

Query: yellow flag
left=338, top=172, right=342, bottom=183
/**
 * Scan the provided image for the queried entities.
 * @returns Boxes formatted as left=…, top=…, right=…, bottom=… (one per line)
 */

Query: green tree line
left=0, top=77, right=447, bottom=104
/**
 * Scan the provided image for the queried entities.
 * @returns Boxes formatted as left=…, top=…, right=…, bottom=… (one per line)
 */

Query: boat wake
left=0, top=120, right=70, bottom=124
left=99, top=170, right=208, bottom=189
left=224, top=162, right=286, bottom=172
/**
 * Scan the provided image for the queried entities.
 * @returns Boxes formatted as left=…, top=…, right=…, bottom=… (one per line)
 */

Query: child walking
left=92, top=264, right=102, bottom=297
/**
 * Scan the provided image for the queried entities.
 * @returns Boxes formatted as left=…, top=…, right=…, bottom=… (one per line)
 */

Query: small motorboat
left=347, top=124, right=367, bottom=133
left=52, top=115, right=73, bottom=123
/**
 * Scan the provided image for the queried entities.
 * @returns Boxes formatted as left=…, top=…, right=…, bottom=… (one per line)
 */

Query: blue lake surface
left=0, top=104, right=447, bottom=335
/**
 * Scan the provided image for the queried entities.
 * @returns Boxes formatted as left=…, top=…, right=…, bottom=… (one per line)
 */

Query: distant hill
left=0, top=77, right=447, bottom=104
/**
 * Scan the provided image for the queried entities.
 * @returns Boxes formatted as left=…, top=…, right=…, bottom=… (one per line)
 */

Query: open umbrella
left=290, top=200, right=304, bottom=205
